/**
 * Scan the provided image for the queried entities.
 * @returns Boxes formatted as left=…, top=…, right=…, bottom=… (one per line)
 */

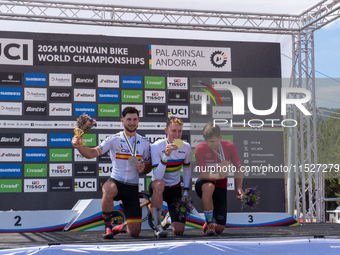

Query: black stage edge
left=1, top=223, right=340, bottom=249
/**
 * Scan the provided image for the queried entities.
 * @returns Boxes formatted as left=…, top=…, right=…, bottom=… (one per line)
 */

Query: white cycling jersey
left=95, top=131, right=151, bottom=184
left=151, top=139, right=191, bottom=188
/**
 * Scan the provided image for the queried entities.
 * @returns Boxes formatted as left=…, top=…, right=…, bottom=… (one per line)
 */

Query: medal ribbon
left=212, top=141, right=226, bottom=161
left=123, top=132, right=137, bottom=157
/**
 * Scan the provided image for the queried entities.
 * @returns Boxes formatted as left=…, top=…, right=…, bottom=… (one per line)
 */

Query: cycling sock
left=102, top=211, right=114, bottom=229
left=152, top=207, right=162, bottom=226
left=204, top=210, right=214, bottom=224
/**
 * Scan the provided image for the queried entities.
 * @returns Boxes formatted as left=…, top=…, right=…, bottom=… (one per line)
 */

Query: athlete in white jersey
left=150, top=116, right=191, bottom=237
left=72, top=107, right=151, bottom=239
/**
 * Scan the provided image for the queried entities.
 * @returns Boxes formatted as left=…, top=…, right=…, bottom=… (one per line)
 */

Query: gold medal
left=173, top=139, right=184, bottom=149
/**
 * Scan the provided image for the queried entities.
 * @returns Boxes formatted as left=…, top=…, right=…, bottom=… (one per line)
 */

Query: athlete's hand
left=236, top=188, right=244, bottom=200
left=165, top=144, right=178, bottom=157
left=135, top=162, right=145, bottom=173
left=72, top=136, right=81, bottom=148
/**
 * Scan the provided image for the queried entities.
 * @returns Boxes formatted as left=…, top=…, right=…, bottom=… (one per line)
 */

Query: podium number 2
left=14, top=216, right=22, bottom=226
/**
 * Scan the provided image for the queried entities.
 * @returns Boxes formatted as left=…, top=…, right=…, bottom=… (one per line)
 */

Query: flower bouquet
left=173, top=197, right=194, bottom=220
left=74, top=113, right=97, bottom=145
left=239, top=187, right=260, bottom=210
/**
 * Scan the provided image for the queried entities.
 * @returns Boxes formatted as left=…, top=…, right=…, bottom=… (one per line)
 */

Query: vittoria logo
left=98, top=75, right=119, bottom=88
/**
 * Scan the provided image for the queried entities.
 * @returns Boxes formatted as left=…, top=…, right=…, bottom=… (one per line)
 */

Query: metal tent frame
left=1, top=0, right=340, bottom=223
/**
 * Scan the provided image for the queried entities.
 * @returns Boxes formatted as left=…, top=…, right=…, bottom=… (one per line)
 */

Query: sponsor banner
left=49, top=133, right=72, bottom=147
left=98, top=134, right=113, bottom=144
left=24, top=73, right=47, bottom=86
left=0, top=38, right=33, bottom=66
left=212, top=78, right=232, bottom=90
left=137, top=122, right=166, bottom=130
left=190, top=77, right=212, bottom=89
left=24, top=179, right=47, bottom=192
left=212, top=106, right=232, bottom=118
left=191, top=122, right=210, bottom=131
left=0, top=148, right=22, bottom=162
left=49, top=103, right=72, bottom=116
left=49, top=73, right=72, bottom=87
left=24, top=87, right=47, bottom=101
left=168, top=91, right=188, bottom=103
left=98, top=150, right=111, bottom=162
left=0, top=102, right=22, bottom=115
left=167, top=77, right=188, bottom=90
left=190, top=135, right=205, bottom=148
left=83, top=134, right=97, bottom=146
left=144, top=76, right=165, bottom=89
left=75, top=163, right=97, bottom=176
left=24, top=133, right=47, bottom=146
left=222, top=135, right=233, bottom=143
left=190, top=92, right=211, bottom=105
left=0, top=72, right=22, bottom=85
left=145, top=91, right=166, bottom=103
left=190, top=105, right=211, bottom=119
left=121, top=90, right=143, bottom=103
left=24, top=148, right=47, bottom=162
left=49, top=88, right=72, bottom=101
left=95, top=121, right=121, bottom=129
left=74, top=178, right=97, bottom=192
left=0, top=120, right=30, bottom=128
left=98, top=75, right=119, bottom=88
left=98, top=104, right=120, bottom=117
left=73, top=74, right=96, bottom=87
left=74, top=103, right=96, bottom=116
left=121, top=75, right=143, bottom=88
left=74, top=89, right=96, bottom=102
left=49, top=163, right=72, bottom=177
left=0, top=179, right=22, bottom=193
left=24, top=164, right=47, bottom=177
left=97, top=89, right=119, bottom=103
left=34, top=41, right=149, bottom=69
left=74, top=148, right=97, bottom=162
left=24, top=102, right=47, bottom=115
left=50, top=179, right=72, bottom=192
left=98, top=163, right=113, bottom=177
left=145, top=134, right=166, bottom=144
left=0, top=133, right=22, bottom=146
left=139, top=178, right=145, bottom=192
left=121, top=104, right=143, bottom=118
left=0, top=87, right=22, bottom=100
left=150, top=45, right=231, bottom=72
left=145, top=104, right=166, bottom=117
left=168, top=105, right=189, bottom=118
left=49, top=148, right=72, bottom=162
left=227, top=178, right=235, bottom=190
left=0, top=164, right=22, bottom=177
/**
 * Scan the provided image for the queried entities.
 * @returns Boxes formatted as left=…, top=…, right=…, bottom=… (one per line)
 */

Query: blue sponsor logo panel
left=0, top=164, right=22, bottom=177
left=49, top=134, right=72, bottom=147
left=24, top=148, right=48, bottom=162
left=0, top=87, right=22, bottom=100
left=24, top=73, right=47, bottom=86
left=121, top=76, right=143, bottom=88
left=74, top=103, right=96, bottom=116
left=97, top=89, right=120, bottom=102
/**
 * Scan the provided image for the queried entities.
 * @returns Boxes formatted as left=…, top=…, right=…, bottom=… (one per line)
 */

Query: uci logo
left=0, top=39, right=33, bottom=65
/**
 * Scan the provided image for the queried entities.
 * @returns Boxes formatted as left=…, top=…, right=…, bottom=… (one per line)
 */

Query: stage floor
left=1, top=223, right=340, bottom=249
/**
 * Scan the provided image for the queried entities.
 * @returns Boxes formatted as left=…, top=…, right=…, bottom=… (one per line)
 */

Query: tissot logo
left=24, top=179, right=47, bottom=193
left=74, top=178, right=97, bottom=192
left=74, top=148, right=97, bottom=162
left=24, top=102, right=47, bottom=115
left=49, top=163, right=72, bottom=177
left=0, top=38, right=33, bottom=65
left=145, top=105, right=166, bottom=117
left=0, top=133, right=22, bottom=146
left=49, top=88, right=72, bottom=101
left=167, top=105, right=188, bottom=118
left=73, top=74, right=96, bottom=86
left=167, top=77, right=188, bottom=90
left=145, top=91, right=166, bottom=103
left=0, top=72, right=22, bottom=85
left=98, top=75, right=119, bottom=88
left=74, top=89, right=96, bottom=102
left=121, top=104, right=143, bottom=117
